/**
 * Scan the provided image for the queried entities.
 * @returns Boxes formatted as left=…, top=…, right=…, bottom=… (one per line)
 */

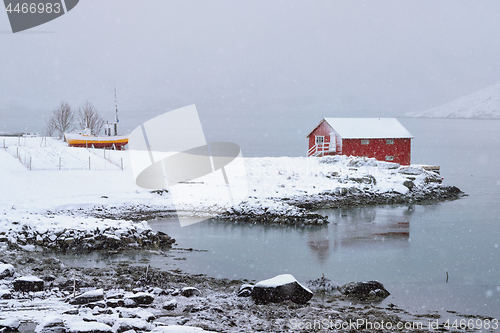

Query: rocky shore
left=2, top=246, right=490, bottom=333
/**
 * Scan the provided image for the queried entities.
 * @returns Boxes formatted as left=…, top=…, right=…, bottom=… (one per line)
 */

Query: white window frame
left=385, top=155, right=394, bottom=161
left=361, top=139, right=369, bottom=145
left=386, top=139, right=394, bottom=145
left=315, top=136, right=324, bottom=145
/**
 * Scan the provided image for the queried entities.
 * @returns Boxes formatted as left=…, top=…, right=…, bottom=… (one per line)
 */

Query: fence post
left=121, top=157, right=123, bottom=170
left=59, top=157, right=61, bottom=170
left=89, top=156, right=91, bottom=170
left=29, top=156, right=32, bottom=170
left=3, top=139, right=5, bottom=148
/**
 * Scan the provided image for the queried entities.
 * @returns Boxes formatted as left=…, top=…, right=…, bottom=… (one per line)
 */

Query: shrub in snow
left=306, top=276, right=340, bottom=293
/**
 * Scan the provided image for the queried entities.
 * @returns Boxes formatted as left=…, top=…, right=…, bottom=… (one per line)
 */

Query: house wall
left=308, top=121, right=342, bottom=154
left=342, top=138, right=411, bottom=165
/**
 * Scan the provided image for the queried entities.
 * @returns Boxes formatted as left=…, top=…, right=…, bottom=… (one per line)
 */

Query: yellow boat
left=64, top=131, right=129, bottom=149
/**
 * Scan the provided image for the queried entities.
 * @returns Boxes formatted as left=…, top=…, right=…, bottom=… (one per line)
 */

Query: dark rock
left=63, top=309, right=79, bottom=315
left=13, top=276, right=44, bottom=292
left=70, top=289, right=104, bottom=305
left=125, top=292, right=154, bottom=305
left=42, top=275, right=57, bottom=282
left=252, top=274, right=313, bottom=304
left=403, top=180, right=414, bottom=190
left=38, top=327, right=67, bottom=333
left=180, top=287, right=200, bottom=298
left=340, top=281, right=390, bottom=300
left=237, top=284, right=253, bottom=297
left=82, top=301, right=106, bottom=309
left=106, top=299, right=125, bottom=308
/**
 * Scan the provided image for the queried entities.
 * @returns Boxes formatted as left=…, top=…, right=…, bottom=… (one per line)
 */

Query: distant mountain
left=405, top=82, right=500, bottom=119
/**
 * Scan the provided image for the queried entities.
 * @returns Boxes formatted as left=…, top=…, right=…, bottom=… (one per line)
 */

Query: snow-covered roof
left=308, top=118, right=413, bottom=139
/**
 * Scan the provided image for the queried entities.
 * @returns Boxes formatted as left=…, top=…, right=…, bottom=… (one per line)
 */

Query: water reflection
left=316, top=205, right=413, bottom=252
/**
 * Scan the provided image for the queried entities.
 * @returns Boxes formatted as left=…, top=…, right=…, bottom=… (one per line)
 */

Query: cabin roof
left=307, top=118, right=413, bottom=139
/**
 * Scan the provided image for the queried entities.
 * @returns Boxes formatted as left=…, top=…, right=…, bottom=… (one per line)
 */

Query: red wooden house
left=306, top=118, right=413, bottom=165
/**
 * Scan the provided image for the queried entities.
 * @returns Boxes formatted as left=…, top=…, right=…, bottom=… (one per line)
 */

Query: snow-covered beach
left=0, top=136, right=471, bottom=332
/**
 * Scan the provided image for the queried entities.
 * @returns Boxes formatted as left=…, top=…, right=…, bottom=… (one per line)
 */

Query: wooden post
left=89, top=156, right=91, bottom=170
left=121, top=157, right=123, bottom=170
left=29, top=156, right=32, bottom=170
left=59, top=157, right=61, bottom=170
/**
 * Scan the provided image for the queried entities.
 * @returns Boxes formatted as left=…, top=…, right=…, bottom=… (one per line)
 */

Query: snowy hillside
left=405, top=81, right=500, bottom=118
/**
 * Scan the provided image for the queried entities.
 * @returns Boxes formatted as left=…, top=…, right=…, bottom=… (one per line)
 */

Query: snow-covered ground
left=0, top=136, right=467, bottom=332
left=405, top=81, right=500, bottom=118
left=0, top=136, right=450, bottom=236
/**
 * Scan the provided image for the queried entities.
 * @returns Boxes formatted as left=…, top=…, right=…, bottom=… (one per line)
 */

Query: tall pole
left=114, top=87, right=119, bottom=136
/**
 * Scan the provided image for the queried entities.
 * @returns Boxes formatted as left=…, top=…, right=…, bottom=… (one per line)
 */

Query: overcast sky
left=1, top=0, right=500, bottom=154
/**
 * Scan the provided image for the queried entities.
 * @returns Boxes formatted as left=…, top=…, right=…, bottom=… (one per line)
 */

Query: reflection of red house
left=306, top=118, right=413, bottom=165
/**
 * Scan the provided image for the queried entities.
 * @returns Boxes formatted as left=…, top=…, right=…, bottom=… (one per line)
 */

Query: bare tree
left=51, top=101, right=75, bottom=140
left=44, top=117, right=56, bottom=137
left=77, top=101, right=104, bottom=136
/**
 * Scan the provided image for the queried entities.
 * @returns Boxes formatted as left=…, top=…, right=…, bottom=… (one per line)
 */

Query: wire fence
left=2, top=136, right=125, bottom=171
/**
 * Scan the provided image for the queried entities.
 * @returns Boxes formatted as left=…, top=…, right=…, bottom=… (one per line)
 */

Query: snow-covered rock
left=70, top=289, right=104, bottom=305
left=162, top=298, right=177, bottom=310
left=35, top=315, right=65, bottom=333
left=180, top=287, right=200, bottom=298
left=124, top=291, right=154, bottom=305
left=252, top=274, right=313, bottom=304
left=237, top=284, right=253, bottom=297
left=13, top=275, right=44, bottom=292
left=151, top=326, right=217, bottom=333
left=0, top=263, right=15, bottom=279
left=66, top=321, right=113, bottom=333
left=112, top=318, right=153, bottom=333
left=0, top=289, right=12, bottom=299
left=0, top=318, right=20, bottom=331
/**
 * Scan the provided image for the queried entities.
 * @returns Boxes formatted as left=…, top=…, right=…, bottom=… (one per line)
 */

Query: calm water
left=147, top=119, right=500, bottom=318
left=62, top=119, right=500, bottom=319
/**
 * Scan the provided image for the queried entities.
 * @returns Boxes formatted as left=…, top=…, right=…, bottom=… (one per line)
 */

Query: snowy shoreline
left=0, top=137, right=466, bottom=249
left=0, top=137, right=481, bottom=332
left=1, top=246, right=494, bottom=333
